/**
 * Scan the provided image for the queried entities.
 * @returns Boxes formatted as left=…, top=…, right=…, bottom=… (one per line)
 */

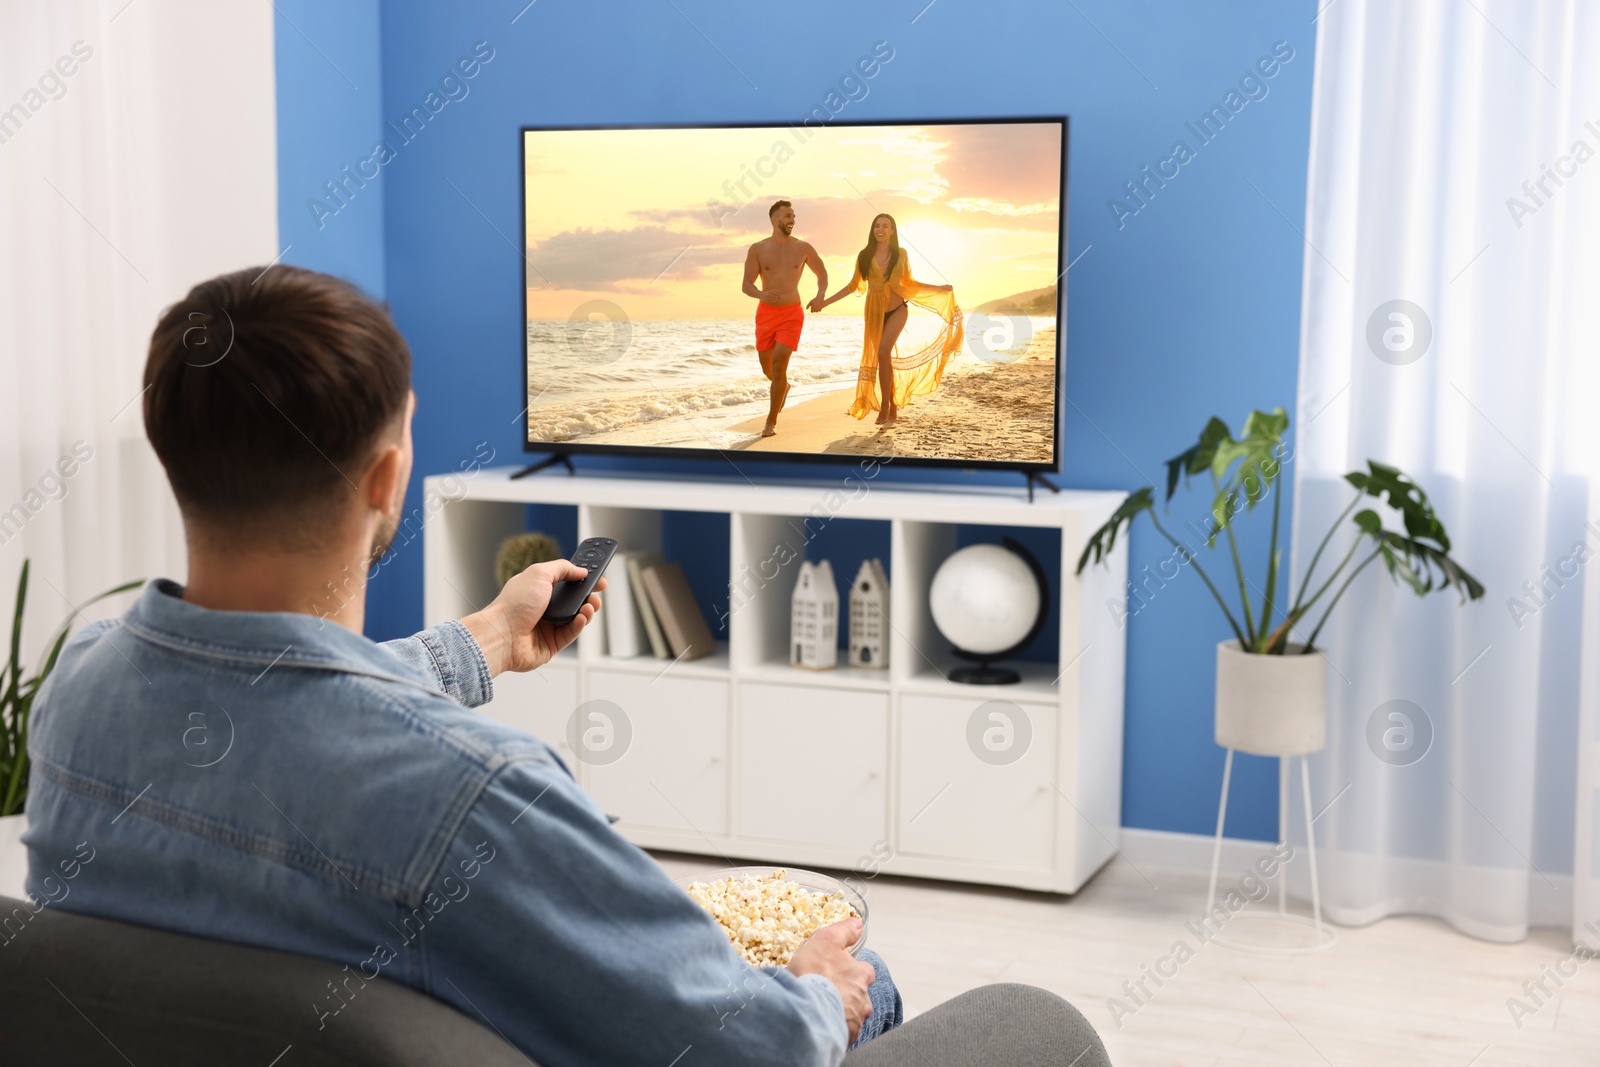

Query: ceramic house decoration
left=790, top=559, right=838, bottom=669
left=849, top=558, right=890, bottom=669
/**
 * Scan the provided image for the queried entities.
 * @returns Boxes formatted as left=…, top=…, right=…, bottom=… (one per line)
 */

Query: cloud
left=709, top=194, right=916, bottom=256
left=528, top=225, right=744, bottom=290
left=708, top=193, right=919, bottom=264
left=946, top=197, right=1058, bottom=217
left=629, top=206, right=721, bottom=227
left=831, top=128, right=950, bottom=202
left=802, top=124, right=1061, bottom=211
left=930, top=123, right=1063, bottom=208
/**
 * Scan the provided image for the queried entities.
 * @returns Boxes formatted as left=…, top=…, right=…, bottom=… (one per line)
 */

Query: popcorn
left=684, top=868, right=860, bottom=967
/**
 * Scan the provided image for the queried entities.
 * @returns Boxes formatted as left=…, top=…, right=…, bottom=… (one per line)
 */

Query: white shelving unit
left=424, top=469, right=1128, bottom=894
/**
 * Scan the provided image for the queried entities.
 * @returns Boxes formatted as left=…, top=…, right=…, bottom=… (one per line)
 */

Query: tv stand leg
left=510, top=453, right=575, bottom=479
left=1023, top=471, right=1059, bottom=503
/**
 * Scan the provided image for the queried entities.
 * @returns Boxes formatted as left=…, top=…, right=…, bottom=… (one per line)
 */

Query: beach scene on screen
left=523, top=122, right=1062, bottom=464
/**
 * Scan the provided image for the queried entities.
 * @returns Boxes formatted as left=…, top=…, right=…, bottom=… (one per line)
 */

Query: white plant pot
left=0, top=813, right=27, bottom=900
left=1214, top=641, right=1327, bottom=757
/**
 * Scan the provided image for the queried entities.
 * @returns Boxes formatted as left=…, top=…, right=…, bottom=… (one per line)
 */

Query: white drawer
left=584, top=670, right=729, bottom=836
left=738, top=682, right=887, bottom=851
left=897, top=693, right=1056, bottom=869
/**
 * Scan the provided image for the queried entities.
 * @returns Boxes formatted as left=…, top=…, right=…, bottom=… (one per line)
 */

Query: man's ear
left=364, top=443, right=404, bottom=519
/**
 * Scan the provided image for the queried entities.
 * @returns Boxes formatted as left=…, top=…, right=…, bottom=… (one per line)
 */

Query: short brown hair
left=143, top=265, right=411, bottom=542
left=769, top=200, right=792, bottom=218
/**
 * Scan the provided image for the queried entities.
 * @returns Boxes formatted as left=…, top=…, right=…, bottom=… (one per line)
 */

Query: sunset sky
left=522, top=122, right=1063, bottom=319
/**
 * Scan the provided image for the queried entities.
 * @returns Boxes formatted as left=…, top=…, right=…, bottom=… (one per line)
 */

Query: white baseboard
left=1118, top=826, right=1579, bottom=940
left=1118, top=826, right=1278, bottom=879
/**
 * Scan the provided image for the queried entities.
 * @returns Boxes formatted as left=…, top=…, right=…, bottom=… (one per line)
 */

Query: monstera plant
left=1075, top=408, right=1485, bottom=655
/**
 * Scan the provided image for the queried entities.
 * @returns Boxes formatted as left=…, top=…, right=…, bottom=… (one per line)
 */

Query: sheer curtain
left=0, top=0, right=277, bottom=653
left=1289, top=0, right=1600, bottom=941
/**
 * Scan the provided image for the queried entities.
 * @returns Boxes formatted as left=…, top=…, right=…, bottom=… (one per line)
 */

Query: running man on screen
left=742, top=200, right=827, bottom=437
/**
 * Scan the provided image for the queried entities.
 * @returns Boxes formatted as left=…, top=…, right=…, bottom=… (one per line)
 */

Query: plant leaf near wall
left=1, top=561, right=142, bottom=817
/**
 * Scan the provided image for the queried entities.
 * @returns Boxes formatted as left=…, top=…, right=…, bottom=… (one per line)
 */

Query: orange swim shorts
left=755, top=300, right=804, bottom=352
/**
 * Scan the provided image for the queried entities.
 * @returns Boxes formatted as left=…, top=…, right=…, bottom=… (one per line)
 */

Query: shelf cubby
left=894, top=520, right=1064, bottom=695
left=728, top=512, right=893, bottom=685
left=577, top=505, right=731, bottom=672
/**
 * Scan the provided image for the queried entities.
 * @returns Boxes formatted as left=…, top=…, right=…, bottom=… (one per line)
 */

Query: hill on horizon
left=972, top=283, right=1058, bottom=317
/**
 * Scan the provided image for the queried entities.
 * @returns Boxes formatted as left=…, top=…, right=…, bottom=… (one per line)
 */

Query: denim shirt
left=24, top=579, right=847, bottom=1066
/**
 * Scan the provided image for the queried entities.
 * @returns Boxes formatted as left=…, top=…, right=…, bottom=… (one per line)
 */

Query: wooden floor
left=652, top=851, right=1599, bottom=1066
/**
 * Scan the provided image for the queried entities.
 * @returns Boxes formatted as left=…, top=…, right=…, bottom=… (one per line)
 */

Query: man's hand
left=461, top=560, right=606, bottom=676
left=760, top=286, right=797, bottom=306
left=786, top=918, right=874, bottom=1045
left=807, top=295, right=825, bottom=313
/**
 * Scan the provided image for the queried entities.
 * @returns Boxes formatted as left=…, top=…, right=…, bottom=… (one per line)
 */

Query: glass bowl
left=673, top=864, right=869, bottom=960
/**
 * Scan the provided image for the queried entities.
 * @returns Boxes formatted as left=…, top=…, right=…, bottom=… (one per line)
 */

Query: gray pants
left=846, top=983, right=1110, bottom=1066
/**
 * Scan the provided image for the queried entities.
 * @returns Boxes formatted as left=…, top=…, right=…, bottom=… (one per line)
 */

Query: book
left=626, top=552, right=670, bottom=658
left=603, top=551, right=651, bottom=658
left=639, top=561, right=717, bottom=662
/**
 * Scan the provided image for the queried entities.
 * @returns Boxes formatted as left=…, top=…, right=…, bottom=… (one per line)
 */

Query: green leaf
left=1205, top=488, right=1236, bottom=548
left=1345, top=462, right=1450, bottom=551
left=0, top=564, right=144, bottom=817
left=1353, top=522, right=1485, bottom=604
left=1375, top=538, right=1428, bottom=595
left=7, top=560, right=26, bottom=714
left=37, top=578, right=142, bottom=678
left=1078, top=488, right=1156, bottom=572
left=1175, top=408, right=1289, bottom=544
left=1076, top=487, right=1155, bottom=573
left=1246, top=407, right=1290, bottom=439
left=38, top=625, right=72, bottom=682
left=1165, top=418, right=1232, bottom=502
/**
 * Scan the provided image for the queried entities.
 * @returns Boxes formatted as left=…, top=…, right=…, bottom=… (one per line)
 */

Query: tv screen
left=521, top=117, right=1065, bottom=471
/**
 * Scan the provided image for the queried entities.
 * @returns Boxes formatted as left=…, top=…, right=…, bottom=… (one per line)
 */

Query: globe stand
left=946, top=658, right=1021, bottom=685
left=939, top=536, right=1050, bottom=687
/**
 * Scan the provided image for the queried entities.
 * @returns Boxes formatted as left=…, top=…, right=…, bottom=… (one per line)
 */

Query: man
left=23, top=265, right=900, bottom=1064
left=742, top=199, right=827, bottom=437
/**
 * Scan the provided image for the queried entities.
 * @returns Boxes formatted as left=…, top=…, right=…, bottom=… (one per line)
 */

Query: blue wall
left=276, top=0, right=1317, bottom=843
left=274, top=0, right=386, bottom=299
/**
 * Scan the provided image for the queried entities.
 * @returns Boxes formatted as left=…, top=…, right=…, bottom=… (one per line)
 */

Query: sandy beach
left=731, top=327, right=1057, bottom=463
left=526, top=317, right=1058, bottom=463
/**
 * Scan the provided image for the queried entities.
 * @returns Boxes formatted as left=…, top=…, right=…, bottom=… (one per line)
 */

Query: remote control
left=543, top=537, right=618, bottom=625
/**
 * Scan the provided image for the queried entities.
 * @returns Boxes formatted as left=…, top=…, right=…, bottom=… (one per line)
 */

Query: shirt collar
left=122, top=577, right=432, bottom=689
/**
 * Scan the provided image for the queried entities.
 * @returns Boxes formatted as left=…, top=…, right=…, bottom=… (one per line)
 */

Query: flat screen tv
left=521, top=117, right=1066, bottom=473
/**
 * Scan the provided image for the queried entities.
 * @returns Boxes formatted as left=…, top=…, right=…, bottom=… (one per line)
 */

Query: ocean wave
left=523, top=313, right=1009, bottom=401
left=527, top=361, right=858, bottom=441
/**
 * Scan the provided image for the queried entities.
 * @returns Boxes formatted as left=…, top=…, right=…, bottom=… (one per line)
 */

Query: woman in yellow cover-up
left=812, top=213, right=963, bottom=425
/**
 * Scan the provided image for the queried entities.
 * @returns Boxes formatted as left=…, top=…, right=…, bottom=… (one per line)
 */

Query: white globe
left=928, top=544, right=1041, bottom=655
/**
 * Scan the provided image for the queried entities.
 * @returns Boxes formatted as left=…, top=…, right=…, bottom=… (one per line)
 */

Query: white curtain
left=0, top=1, right=277, bottom=654
left=1290, top=0, right=1600, bottom=942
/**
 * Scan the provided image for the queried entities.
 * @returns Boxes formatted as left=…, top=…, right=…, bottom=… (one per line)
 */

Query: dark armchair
left=0, top=895, right=1110, bottom=1066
